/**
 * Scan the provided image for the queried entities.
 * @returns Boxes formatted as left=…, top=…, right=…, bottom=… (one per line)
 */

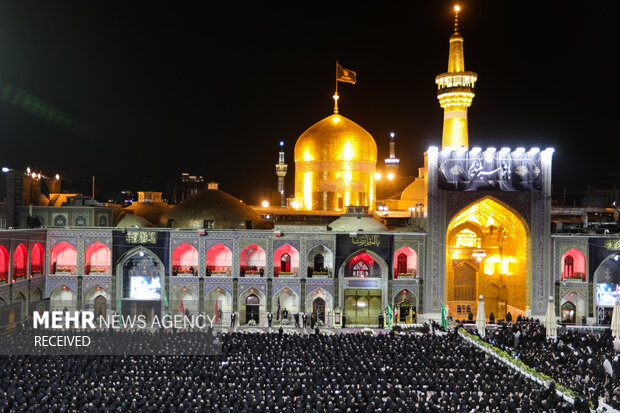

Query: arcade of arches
left=446, top=198, right=528, bottom=321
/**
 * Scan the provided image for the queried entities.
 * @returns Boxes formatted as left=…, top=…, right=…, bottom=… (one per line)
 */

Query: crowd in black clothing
left=0, top=328, right=580, bottom=412
left=474, top=321, right=620, bottom=409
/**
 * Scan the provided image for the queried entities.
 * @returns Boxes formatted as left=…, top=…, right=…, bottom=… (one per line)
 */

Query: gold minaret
left=436, top=4, right=477, bottom=149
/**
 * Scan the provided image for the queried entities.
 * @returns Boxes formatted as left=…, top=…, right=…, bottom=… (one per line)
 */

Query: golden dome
left=294, top=114, right=377, bottom=211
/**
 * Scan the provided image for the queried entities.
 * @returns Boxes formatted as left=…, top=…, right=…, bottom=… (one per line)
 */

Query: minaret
left=384, top=132, right=400, bottom=175
left=436, top=4, right=477, bottom=149
left=275, top=141, right=288, bottom=207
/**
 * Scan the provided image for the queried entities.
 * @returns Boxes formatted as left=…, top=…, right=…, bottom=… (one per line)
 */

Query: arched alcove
left=13, top=244, right=28, bottom=280
left=446, top=197, right=529, bottom=321
left=50, top=241, right=77, bottom=275
left=274, top=244, right=299, bottom=277
left=561, top=248, right=586, bottom=281
left=343, top=251, right=381, bottom=278
left=307, top=245, right=333, bottom=277
left=50, top=285, right=76, bottom=311
left=172, top=243, right=198, bottom=276
left=205, top=287, right=232, bottom=324
left=31, top=242, right=44, bottom=276
left=393, top=246, right=417, bottom=278
left=239, top=244, right=266, bottom=276
left=120, top=249, right=163, bottom=300
left=85, top=242, right=111, bottom=275
left=206, top=243, right=232, bottom=275
left=0, top=246, right=8, bottom=283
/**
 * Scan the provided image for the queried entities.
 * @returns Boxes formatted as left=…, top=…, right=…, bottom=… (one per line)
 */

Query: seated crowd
left=0, top=329, right=578, bottom=412
left=472, top=321, right=619, bottom=409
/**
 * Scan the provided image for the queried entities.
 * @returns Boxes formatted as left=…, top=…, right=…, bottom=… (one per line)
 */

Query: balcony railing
left=172, top=265, right=197, bottom=276
left=31, top=265, right=43, bottom=276
left=86, top=265, right=111, bottom=275
left=13, top=268, right=27, bottom=279
left=0, top=272, right=7, bottom=283
left=206, top=266, right=231, bottom=276
left=51, top=265, right=77, bottom=275
left=274, top=268, right=299, bottom=278
left=394, top=269, right=418, bottom=279
left=562, top=272, right=586, bottom=282
left=307, top=268, right=331, bottom=278
left=240, top=266, right=265, bottom=277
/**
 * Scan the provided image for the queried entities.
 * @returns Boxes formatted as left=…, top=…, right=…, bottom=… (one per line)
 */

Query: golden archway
left=446, top=197, right=529, bottom=321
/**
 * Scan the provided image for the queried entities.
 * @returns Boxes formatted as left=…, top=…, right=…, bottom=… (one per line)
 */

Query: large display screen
left=130, top=276, right=161, bottom=300
left=596, top=283, right=620, bottom=307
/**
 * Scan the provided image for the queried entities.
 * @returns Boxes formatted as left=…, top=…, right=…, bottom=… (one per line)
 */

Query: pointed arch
left=85, top=242, right=111, bottom=275
left=13, top=243, right=28, bottom=279
left=341, top=249, right=385, bottom=278
left=593, top=253, right=620, bottom=311
left=0, top=245, right=8, bottom=283
left=446, top=196, right=529, bottom=320
left=117, top=247, right=164, bottom=300
left=50, top=241, right=77, bottom=275
left=30, top=287, right=42, bottom=303
left=30, top=242, right=44, bottom=276
left=206, top=243, right=232, bottom=275
left=273, top=287, right=300, bottom=315
left=172, top=243, right=198, bottom=275
left=172, top=286, right=198, bottom=315
left=307, top=244, right=333, bottom=277
left=561, top=248, right=586, bottom=281
left=205, top=286, right=232, bottom=324
left=274, top=244, right=299, bottom=276
left=561, top=290, right=585, bottom=324
left=393, top=246, right=417, bottom=278
left=240, top=244, right=266, bottom=275
left=394, top=289, right=418, bottom=324
left=305, top=288, right=333, bottom=315
left=50, top=285, right=76, bottom=311
left=238, top=286, right=266, bottom=325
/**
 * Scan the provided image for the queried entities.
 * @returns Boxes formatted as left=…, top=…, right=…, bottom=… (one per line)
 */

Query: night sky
left=0, top=1, right=617, bottom=205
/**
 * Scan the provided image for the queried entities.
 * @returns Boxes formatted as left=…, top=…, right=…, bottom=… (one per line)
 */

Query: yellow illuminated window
left=455, top=229, right=477, bottom=247
left=484, top=255, right=501, bottom=275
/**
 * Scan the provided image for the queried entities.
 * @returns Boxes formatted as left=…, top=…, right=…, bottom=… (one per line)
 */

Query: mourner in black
left=0, top=328, right=579, bottom=412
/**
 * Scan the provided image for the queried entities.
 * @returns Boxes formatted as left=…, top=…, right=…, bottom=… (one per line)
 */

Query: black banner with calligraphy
left=112, top=230, right=170, bottom=270
left=335, top=234, right=393, bottom=278
left=438, top=149, right=542, bottom=191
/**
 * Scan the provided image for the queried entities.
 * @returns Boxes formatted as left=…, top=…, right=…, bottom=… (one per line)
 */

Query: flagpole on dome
left=334, top=62, right=356, bottom=114
left=333, top=60, right=339, bottom=114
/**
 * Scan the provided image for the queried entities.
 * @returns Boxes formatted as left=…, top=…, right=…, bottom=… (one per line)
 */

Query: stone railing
left=85, top=266, right=111, bottom=275
left=52, top=265, right=77, bottom=275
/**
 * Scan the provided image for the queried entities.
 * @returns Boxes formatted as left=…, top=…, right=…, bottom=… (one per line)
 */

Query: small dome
left=328, top=213, right=387, bottom=232
left=159, top=189, right=267, bottom=229
left=124, top=202, right=171, bottom=226
left=116, top=214, right=154, bottom=228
